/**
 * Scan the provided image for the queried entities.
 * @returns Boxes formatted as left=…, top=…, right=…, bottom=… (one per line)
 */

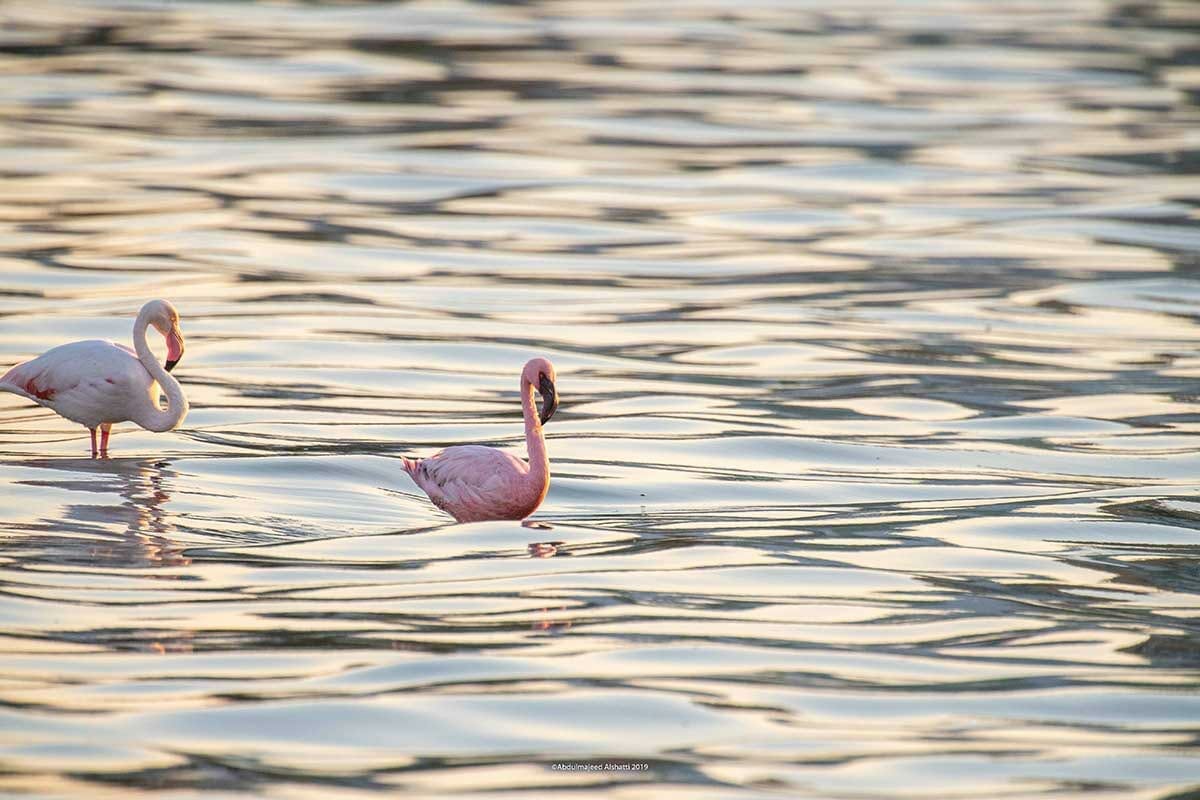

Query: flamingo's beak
left=538, top=373, right=559, bottom=425
left=165, top=327, right=185, bottom=373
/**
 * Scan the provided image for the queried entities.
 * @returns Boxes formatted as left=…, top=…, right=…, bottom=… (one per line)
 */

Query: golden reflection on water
left=0, top=0, right=1199, bottom=798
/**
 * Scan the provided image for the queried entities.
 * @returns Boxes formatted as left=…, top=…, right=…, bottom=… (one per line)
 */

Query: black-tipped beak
left=538, top=374, right=559, bottom=425
left=164, top=329, right=185, bottom=373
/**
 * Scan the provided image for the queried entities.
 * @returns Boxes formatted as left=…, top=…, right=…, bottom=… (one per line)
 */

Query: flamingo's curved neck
left=521, top=376, right=549, bottom=488
left=131, top=308, right=188, bottom=433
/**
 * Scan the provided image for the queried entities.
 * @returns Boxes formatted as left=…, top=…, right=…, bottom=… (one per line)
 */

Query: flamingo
left=403, top=357, right=559, bottom=522
left=0, top=299, right=189, bottom=457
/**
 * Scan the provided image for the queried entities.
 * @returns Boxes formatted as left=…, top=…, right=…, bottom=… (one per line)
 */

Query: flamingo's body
left=404, top=357, right=559, bottom=523
left=0, top=300, right=189, bottom=456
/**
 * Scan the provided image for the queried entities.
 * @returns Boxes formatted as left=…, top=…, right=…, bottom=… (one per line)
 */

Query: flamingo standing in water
left=403, top=357, right=559, bottom=522
left=0, top=299, right=189, bottom=457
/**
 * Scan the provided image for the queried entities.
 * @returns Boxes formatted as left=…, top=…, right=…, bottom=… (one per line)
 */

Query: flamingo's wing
left=1, top=340, right=150, bottom=426
left=410, top=445, right=526, bottom=518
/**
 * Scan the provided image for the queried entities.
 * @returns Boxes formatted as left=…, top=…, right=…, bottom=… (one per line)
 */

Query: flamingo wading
left=0, top=299, right=189, bottom=456
left=403, top=357, right=559, bottom=522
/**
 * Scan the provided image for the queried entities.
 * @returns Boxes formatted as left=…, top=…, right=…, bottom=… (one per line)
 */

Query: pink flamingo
left=403, top=357, right=559, bottom=522
left=0, top=299, right=189, bottom=457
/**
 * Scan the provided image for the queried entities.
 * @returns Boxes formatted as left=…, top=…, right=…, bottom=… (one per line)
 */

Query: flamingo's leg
left=99, top=423, right=112, bottom=457
left=89, top=427, right=98, bottom=458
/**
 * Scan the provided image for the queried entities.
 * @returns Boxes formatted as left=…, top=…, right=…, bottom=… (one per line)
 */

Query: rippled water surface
left=2, top=1, right=1200, bottom=797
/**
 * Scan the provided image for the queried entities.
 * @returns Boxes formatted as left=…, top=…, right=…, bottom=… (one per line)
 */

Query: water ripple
left=0, top=1, right=1198, bottom=798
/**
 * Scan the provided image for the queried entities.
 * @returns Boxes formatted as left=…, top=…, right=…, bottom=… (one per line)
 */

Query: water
left=0, top=0, right=1198, bottom=796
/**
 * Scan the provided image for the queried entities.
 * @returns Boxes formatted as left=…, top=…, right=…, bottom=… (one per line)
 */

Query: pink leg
left=99, top=424, right=112, bottom=457
left=89, top=427, right=98, bottom=458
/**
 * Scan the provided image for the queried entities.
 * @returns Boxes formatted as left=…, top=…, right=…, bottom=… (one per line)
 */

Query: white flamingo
left=0, top=299, right=189, bottom=456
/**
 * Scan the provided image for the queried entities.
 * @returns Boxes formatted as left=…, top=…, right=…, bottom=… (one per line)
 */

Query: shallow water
left=1, top=0, right=1199, bottom=797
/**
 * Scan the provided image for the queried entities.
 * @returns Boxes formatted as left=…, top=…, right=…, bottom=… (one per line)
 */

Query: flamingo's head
left=522, top=357, right=559, bottom=425
left=143, top=299, right=186, bottom=372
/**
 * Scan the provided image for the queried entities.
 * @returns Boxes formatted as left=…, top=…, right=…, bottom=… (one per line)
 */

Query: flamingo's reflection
left=12, top=456, right=189, bottom=568
left=523, top=519, right=562, bottom=559
left=519, top=521, right=573, bottom=632
left=527, top=541, right=563, bottom=558
left=10, top=457, right=196, bottom=653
